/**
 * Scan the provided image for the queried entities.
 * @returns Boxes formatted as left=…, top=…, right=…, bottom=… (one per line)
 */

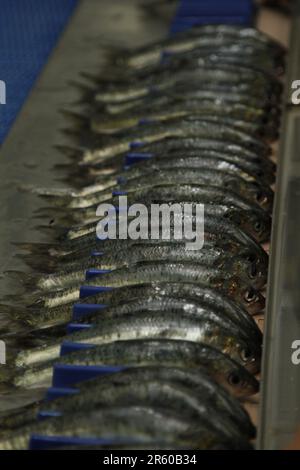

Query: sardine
left=0, top=400, right=250, bottom=451
left=10, top=339, right=259, bottom=397
left=93, top=65, right=280, bottom=104
left=12, top=310, right=262, bottom=373
left=0, top=367, right=254, bottom=439
left=50, top=169, right=273, bottom=213
left=78, top=120, right=270, bottom=163
left=109, top=25, right=284, bottom=70
left=19, top=241, right=267, bottom=292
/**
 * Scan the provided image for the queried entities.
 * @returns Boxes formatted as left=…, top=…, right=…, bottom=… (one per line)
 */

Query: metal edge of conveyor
left=258, top=0, right=300, bottom=450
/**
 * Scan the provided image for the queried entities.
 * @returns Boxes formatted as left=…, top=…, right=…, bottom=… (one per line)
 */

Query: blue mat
left=0, top=0, right=79, bottom=144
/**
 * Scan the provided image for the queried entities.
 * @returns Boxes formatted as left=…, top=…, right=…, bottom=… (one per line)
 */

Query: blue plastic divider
left=171, top=0, right=254, bottom=33
left=66, top=323, right=93, bottom=334
left=80, top=285, right=114, bottom=299
left=72, top=303, right=107, bottom=320
left=52, top=364, right=126, bottom=388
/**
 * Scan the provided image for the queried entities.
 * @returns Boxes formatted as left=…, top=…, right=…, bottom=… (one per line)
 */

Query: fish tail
left=59, top=127, right=83, bottom=143
left=0, top=378, right=15, bottom=392
left=14, top=253, right=57, bottom=273
left=68, top=79, right=95, bottom=102
left=33, top=223, right=69, bottom=240
left=53, top=144, right=84, bottom=160
left=3, top=271, right=40, bottom=291
left=12, top=241, right=60, bottom=257
left=59, top=108, right=90, bottom=131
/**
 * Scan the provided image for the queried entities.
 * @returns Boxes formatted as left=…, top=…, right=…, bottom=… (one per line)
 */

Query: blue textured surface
left=0, top=0, right=79, bottom=144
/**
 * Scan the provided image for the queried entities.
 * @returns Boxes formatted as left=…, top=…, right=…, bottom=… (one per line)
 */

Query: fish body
left=79, top=120, right=270, bottom=163
left=27, top=241, right=267, bottom=292
left=77, top=295, right=262, bottom=347
left=0, top=399, right=250, bottom=451
left=91, top=101, right=278, bottom=140
left=11, top=339, right=259, bottom=397
left=93, top=64, right=280, bottom=105
left=59, top=168, right=273, bottom=213
left=0, top=367, right=254, bottom=440
left=13, top=310, right=262, bottom=374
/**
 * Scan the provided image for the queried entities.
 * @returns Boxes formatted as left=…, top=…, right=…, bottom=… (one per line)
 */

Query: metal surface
left=0, top=0, right=174, bottom=412
left=258, top=1, right=300, bottom=450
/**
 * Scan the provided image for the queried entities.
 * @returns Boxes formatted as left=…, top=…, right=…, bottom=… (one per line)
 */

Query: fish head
left=227, top=210, right=271, bottom=244
left=220, top=360, right=260, bottom=398
left=236, top=247, right=268, bottom=290
left=223, top=278, right=265, bottom=315
left=246, top=182, right=274, bottom=212
left=223, top=255, right=266, bottom=290
left=216, top=328, right=262, bottom=377
left=224, top=178, right=273, bottom=211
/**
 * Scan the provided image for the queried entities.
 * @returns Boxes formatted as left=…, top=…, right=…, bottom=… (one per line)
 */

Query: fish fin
left=12, top=242, right=60, bottom=257
left=59, top=109, right=89, bottom=130
left=3, top=271, right=40, bottom=291
left=14, top=253, right=56, bottom=274
left=59, top=127, right=83, bottom=143
left=0, top=378, right=15, bottom=392
left=18, top=184, right=79, bottom=200
left=33, top=224, right=69, bottom=240
left=68, top=79, right=95, bottom=102
left=53, top=144, right=84, bottom=160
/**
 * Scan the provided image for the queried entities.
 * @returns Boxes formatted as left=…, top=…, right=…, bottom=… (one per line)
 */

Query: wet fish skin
left=92, top=63, right=281, bottom=106
left=78, top=120, right=271, bottom=163
left=0, top=367, right=254, bottom=440
left=91, top=102, right=278, bottom=141
left=36, top=368, right=255, bottom=440
left=97, top=45, right=283, bottom=86
left=119, top=153, right=276, bottom=186
left=100, top=88, right=279, bottom=124
left=81, top=150, right=275, bottom=187
left=77, top=281, right=263, bottom=321
left=16, top=213, right=269, bottom=277
left=22, top=241, right=267, bottom=292
left=21, top=259, right=265, bottom=318
left=48, top=187, right=271, bottom=244
left=110, top=26, right=285, bottom=71
left=40, top=152, right=276, bottom=198
left=67, top=133, right=272, bottom=169
left=76, top=295, right=262, bottom=346
left=58, top=169, right=273, bottom=213
left=13, top=310, right=262, bottom=375
left=12, top=339, right=259, bottom=397
left=122, top=136, right=273, bottom=162
left=0, top=275, right=264, bottom=337
left=0, top=399, right=251, bottom=451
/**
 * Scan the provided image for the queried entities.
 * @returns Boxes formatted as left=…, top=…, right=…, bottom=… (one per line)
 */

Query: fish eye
left=228, top=372, right=242, bottom=387
left=248, top=263, right=258, bottom=279
left=240, top=347, right=255, bottom=363
left=244, top=288, right=257, bottom=303
left=254, top=220, right=263, bottom=232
